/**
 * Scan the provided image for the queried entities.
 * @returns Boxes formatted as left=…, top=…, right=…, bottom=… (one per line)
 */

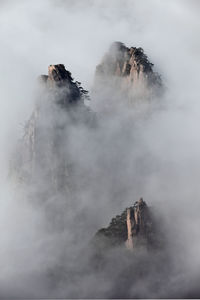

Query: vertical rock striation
left=93, top=42, right=163, bottom=110
left=125, top=198, right=151, bottom=250
left=94, top=198, right=157, bottom=251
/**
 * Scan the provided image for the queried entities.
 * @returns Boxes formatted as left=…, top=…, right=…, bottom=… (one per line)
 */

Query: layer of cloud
left=0, top=0, right=200, bottom=298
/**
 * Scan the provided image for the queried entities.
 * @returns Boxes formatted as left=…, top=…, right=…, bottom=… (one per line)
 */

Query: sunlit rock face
left=39, top=64, right=88, bottom=105
left=93, top=198, right=162, bottom=252
left=125, top=198, right=153, bottom=250
left=92, top=42, right=162, bottom=111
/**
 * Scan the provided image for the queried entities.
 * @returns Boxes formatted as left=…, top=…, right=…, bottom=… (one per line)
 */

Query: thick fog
left=0, top=0, right=200, bottom=298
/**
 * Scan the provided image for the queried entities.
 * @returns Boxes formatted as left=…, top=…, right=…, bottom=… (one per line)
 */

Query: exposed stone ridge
left=39, top=64, right=89, bottom=105
left=48, top=64, right=74, bottom=83
left=126, top=198, right=152, bottom=249
left=93, top=42, right=162, bottom=106
left=94, top=198, right=157, bottom=250
left=96, top=42, right=161, bottom=87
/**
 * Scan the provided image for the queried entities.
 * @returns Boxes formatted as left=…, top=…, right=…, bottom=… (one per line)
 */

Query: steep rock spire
left=94, top=198, right=159, bottom=251
left=92, top=42, right=163, bottom=111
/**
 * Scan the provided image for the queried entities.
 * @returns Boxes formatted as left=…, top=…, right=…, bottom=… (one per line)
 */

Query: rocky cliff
left=94, top=198, right=161, bottom=252
left=39, top=64, right=89, bottom=105
left=13, top=64, right=93, bottom=193
left=93, top=42, right=162, bottom=110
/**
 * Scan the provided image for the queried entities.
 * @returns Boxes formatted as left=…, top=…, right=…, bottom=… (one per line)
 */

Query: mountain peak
left=94, top=198, right=161, bottom=252
left=47, top=64, right=74, bottom=84
left=39, top=64, right=85, bottom=105
left=93, top=42, right=162, bottom=109
left=96, top=42, right=161, bottom=84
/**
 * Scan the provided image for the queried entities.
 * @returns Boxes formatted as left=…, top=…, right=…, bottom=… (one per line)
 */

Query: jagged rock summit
left=94, top=198, right=160, bottom=251
left=13, top=64, right=91, bottom=188
left=40, top=64, right=74, bottom=85
left=96, top=42, right=161, bottom=85
left=126, top=198, right=151, bottom=250
left=39, top=64, right=89, bottom=105
left=93, top=42, right=162, bottom=110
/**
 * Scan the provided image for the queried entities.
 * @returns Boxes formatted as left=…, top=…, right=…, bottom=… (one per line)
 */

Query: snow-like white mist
left=0, top=0, right=200, bottom=298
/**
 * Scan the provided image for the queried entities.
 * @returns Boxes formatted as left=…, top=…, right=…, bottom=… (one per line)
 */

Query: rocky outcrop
left=94, top=198, right=159, bottom=251
left=125, top=198, right=152, bottom=250
left=96, top=42, right=161, bottom=86
left=93, top=42, right=162, bottom=109
left=39, top=64, right=89, bottom=105
left=13, top=64, right=92, bottom=190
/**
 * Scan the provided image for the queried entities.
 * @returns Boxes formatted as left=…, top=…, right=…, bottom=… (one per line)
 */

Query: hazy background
left=0, top=0, right=200, bottom=298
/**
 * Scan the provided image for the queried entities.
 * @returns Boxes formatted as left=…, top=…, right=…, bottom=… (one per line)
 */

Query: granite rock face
left=39, top=64, right=89, bottom=105
left=93, top=42, right=162, bottom=110
left=125, top=198, right=152, bottom=250
left=94, top=198, right=160, bottom=251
